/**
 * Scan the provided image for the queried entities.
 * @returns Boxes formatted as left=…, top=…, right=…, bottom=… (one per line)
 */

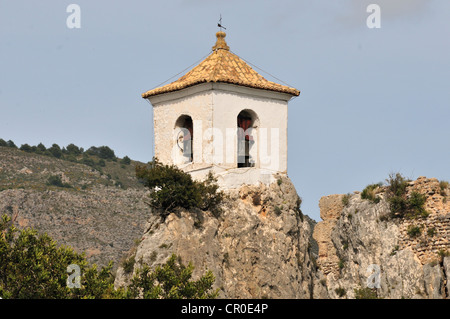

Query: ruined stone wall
left=398, top=177, right=450, bottom=265
left=313, top=176, right=450, bottom=299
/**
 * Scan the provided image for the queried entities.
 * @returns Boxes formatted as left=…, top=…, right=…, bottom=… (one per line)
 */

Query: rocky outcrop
left=114, top=175, right=323, bottom=299
left=313, top=176, right=450, bottom=299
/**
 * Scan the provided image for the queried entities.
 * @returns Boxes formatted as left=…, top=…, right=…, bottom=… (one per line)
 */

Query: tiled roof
left=142, top=31, right=300, bottom=98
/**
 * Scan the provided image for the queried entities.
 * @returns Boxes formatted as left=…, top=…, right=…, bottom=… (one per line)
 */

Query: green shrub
left=48, top=143, right=62, bottom=158
left=408, top=191, right=429, bottom=217
left=65, top=143, right=83, bottom=155
left=0, top=214, right=120, bottom=299
left=115, top=181, right=124, bottom=189
left=427, top=227, right=437, bottom=237
left=387, top=173, right=409, bottom=197
left=407, top=225, right=422, bottom=238
left=86, top=146, right=116, bottom=160
left=335, top=287, right=346, bottom=298
left=46, top=175, right=72, bottom=188
left=121, top=156, right=131, bottom=165
left=388, top=194, right=408, bottom=217
left=122, top=255, right=136, bottom=274
left=390, top=245, right=400, bottom=256
left=0, top=214, right=215, bottom=299
left=36, top=143, right=47, bottom=154
left=6, top=140, right=17, bottom=148
left=354, top=287, right=379, bottom=299
left=440, top=180, right=449, bottom=196
left=385, top=173, right=428, bottom=219
left=274, top=206, right=282, bottom=216
left=98, top=159, right=106, bottom=167
left=125, top=254, right=218, bottom=299
left=135, top=158, right=224, bottom=217
left=342, top=193, right=351, bottom=207
left=438, top=250, right=450, bottom=259
left=80, top=155, right=96, bottom=167
left=19, top=143, right=32, bottom=152
left=0, top=138, right=7, bottom=147
left=386, top=173, right=409, bottom=217
left=361, top=182, right=383, bottom=203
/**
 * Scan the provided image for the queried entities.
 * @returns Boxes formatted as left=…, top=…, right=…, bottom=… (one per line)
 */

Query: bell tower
left=142, top=31, right=300, bottom=188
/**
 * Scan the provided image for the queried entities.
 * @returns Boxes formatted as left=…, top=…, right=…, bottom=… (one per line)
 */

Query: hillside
left=0, top=144, right=151, bottom=269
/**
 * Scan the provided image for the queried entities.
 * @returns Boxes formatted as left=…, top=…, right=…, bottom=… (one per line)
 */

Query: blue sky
left=1, top=1, right=449, bottom=222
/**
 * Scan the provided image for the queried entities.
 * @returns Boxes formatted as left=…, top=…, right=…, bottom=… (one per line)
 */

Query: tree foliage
left=0, top=214, right=218, bottom=299
left=19, top=144, right=32, bottom=152
left=48, top=143, right=62, bottom=158
left=135, top=158, right=224, bottom=216
left=126, top=254, right=218, bottom=299
left=65, top=143, right=83, bottom=156
left=86, top=146, right=116, bottom=160
left=0, top=215, right=121, bottom=299
left=120, top=156, right=131, bottom=165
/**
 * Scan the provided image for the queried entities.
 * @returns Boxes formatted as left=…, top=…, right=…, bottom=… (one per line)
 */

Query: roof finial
left=212, top=26, right=229, bottom=51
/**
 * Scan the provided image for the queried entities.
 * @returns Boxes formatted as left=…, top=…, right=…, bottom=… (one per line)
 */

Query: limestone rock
left=115, top=175, right=321, bottom=299
left=314, top=176, right=450, bottom=299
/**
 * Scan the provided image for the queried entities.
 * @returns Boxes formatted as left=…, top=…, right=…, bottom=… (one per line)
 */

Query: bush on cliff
left=135, top=158, right=224, bottom=217
left=386, top=173, right=428, bottom=219
left=361, top=182, right=383, bottom=203
left=125, top=254, right=219, bottom=299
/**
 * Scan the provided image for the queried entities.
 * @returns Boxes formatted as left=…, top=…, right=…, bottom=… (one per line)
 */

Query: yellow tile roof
left=142, top=31, right=300, bottom=98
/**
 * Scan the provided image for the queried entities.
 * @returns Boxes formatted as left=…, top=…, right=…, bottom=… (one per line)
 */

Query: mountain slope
left=0, top=146, right=151, bottom=268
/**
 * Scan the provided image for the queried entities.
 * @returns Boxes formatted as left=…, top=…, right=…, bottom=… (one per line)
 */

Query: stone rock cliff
left=114, top=175, right=324, bottom=298
left=313, top=176, right=450, bottom=299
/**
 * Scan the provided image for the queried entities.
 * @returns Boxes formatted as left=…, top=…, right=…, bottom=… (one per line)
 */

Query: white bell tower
left=142, top=31, right=300, bottom=188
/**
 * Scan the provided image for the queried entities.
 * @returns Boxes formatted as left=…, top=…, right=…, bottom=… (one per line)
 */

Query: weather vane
left=218, top=14, right=226, bottom=31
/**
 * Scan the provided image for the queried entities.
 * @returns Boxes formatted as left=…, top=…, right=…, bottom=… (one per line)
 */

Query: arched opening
left=175, top=115, right=193, bottom=163
left=237, top=109, right=258, bottom=168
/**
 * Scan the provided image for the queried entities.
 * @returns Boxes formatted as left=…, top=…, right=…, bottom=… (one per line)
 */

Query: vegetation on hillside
left=0, top=138, right=141, bottom=191
left=0, top=214, right=217, bottom=299
left=0, top=138, right=132, bottom=173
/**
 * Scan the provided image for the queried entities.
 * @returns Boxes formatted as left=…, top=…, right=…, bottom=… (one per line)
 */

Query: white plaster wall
left=149, top=87, right=213, bottom=166
left=188, top=165, right=282, bottom=190
left=148, top=82, right=293, bottom=179
left=211, top=84, right=289, bottom=173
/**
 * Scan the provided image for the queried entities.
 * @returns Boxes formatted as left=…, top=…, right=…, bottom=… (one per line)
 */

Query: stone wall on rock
left=313, top=176, right=450, bottom=299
